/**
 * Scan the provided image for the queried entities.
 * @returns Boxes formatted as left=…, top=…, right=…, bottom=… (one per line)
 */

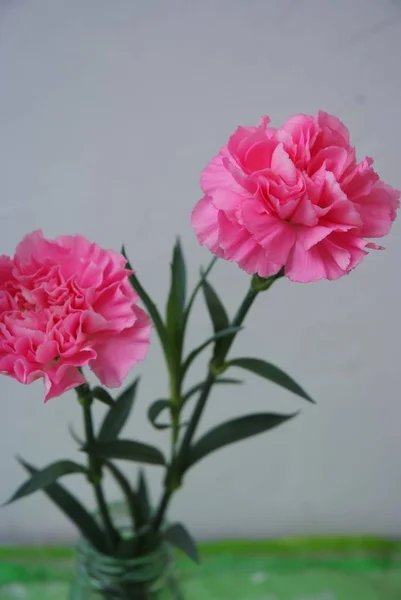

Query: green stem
left=177, top=374, right=215, bottom=466
left=177, top=284, right=260, bottom=464
left=77, top=384, right=118, bottom=552
left=216, top=286, right=258, bottom=360
left=152, top=278, right=269, bottom=532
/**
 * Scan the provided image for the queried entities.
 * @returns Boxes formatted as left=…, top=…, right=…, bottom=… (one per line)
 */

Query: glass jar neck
left=76, top=537, right=173, bottom=600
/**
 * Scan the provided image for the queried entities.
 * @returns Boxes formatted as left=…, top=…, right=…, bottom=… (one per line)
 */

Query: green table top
left=1, top=537, right=401, bottom=599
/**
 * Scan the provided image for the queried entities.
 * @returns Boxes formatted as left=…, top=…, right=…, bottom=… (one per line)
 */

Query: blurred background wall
left=0, top=0, right=400, bottom=544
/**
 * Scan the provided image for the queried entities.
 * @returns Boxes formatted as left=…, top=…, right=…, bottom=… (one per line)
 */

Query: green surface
left=1, top=537, right=401, bottom=599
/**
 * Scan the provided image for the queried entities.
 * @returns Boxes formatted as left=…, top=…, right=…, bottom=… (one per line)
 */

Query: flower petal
left=191, top=196, right=224, bottom=256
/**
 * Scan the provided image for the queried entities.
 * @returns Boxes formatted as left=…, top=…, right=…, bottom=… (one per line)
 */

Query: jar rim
left=77, top=532, right=170, bottom=568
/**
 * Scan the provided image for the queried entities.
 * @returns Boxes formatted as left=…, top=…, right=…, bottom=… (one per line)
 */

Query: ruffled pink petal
left=354, top=182, right=400, bottom=238
left=35, top=340, right=59, bottom=364
left=0, top=255, right=14, bottom=285
left=94, top=288, right=136, bottom=330
left=227, top=126, right=265, bottom=168
left=317, top=111, right=350, bottom=148
left=241, top=201, right=296, bottom=264
left=44, top=365, right=86, bottom=402
left=271, top=143, right=298, bottom=185
left=218, top=212, right=281, bottom=277
left=286, top=232, right=368, bottom=282
left=211, top=188, right=245, bottom=220
left=341, top=157, right=379, bottom=198
left=286, top=240, right=350, bottom=282
left=280, top=114, right=320, bottom=167
left=201, top=149, right=231, bottom=194
left=191, top=196, right=225, bottom=256
left=308, top=146, right=354, bottom=180
left=296, top=225, right=332, bottom=250
left=89, top=307, right=151, bottom=388
left=243, top=138, right=276, bottom=173
left=291, top=195, right=319, bottom=226
left=285, top=242, right=331, bottom=282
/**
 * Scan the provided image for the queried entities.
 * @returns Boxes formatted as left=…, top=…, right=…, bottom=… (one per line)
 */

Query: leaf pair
left=124, top=242, right=219, bottom=380
left=147, top=377, right=243, bottom=431
left=124, top=241, right=188, bottom=372
left=181, top=351, right=313, bottom=472
left=201, top=278, right=313, bottom=404
left=85, top=377, right=165, bottom=467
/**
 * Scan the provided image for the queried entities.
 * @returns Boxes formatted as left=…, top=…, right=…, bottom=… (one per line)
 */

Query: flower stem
left=177, top=283, right=260, bottom=466
left=77, top=384, right=118, bottom=553
left=153, top=273, right=283, bottom=532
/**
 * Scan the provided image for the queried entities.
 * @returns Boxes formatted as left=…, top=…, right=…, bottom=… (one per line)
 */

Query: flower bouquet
left=2, top=111, right=399, bottom=599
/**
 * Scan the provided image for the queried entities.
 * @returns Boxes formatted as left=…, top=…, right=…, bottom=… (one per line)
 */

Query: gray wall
left=0, top=0, right=400, bottom=544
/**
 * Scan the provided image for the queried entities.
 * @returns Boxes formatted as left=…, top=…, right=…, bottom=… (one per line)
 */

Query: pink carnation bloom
left=192, top=111, right=400, bottom=282
left=0, top=231, right=151, bottom=401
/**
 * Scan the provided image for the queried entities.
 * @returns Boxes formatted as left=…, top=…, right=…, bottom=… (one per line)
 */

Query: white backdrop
left=0, top=0, right=400, bottom=544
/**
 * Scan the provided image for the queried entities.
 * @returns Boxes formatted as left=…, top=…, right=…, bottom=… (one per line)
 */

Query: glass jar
left=69, top=536, right=183, bottom=600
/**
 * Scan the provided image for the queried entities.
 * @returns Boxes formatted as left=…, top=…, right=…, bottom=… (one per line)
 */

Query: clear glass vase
left=69, top=536, right=183, bottom=600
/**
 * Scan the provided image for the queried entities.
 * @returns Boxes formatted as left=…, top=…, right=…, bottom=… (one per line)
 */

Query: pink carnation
left=192, top=111, right=400, bottom=282
left=0, top=231, right=151, bottom=401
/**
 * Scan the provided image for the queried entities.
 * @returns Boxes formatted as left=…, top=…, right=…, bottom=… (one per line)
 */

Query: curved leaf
left=92, top=387, right=114, bottom=408
left=147, top=399, right=171, bottom=430
left=98, top=377, right=140, bottom=441
left=181, top=326, right=242, bottom=377
left=4, top=460, right=87, bottom=505
left=163, top=522, right=199, bottom=564
left=84, top=440, right=165, bottom=466
left=201, top=278, right=229, bottom=334
left=17, top=458, right=106, bottom=552
left=122, top=246, right=169, bottom=353
left=186, top=412, right=298, bottom=469
left=183, top=256, right=218, bottom=330
left=228, top=357, right=314, bottom=403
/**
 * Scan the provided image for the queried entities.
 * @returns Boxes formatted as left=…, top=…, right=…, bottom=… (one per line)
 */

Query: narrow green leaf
left=4, top=460, right=87, bottom=505
left=228, top=357, right=314, bottom=403
left=201, top=278, right=229, bottom=334
left=183, top=377, right=243, bottom=403
left=83, top=440, right=165, bottom=466
left=166, top=239, right=186, bottom=334
left=183, top=256, right=218, bottom=330
left=92, top=387, right=114, bottom=408
left=181, top=326, right=242, bottom=377
left=186, top=412, right=298, bottom=469
left=122, top=246, right=169, bottom=353
left=137, top=469, right=151, bottom=526
left=163, top=522, right=199, bottom=563
left=17, top=459, right=106, bottom=552
left=201, top=277, right=237, bottom=360
left=103, top=461, right=139, bottom=533
left=147, top=399, right=171, bottom=430
left=98, top=377, right=140, bottom=441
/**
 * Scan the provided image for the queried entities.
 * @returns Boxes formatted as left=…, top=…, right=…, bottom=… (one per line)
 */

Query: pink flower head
left=0, top=231, right=151, bottom=401
left=192, top=111, right=400, bottom=282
